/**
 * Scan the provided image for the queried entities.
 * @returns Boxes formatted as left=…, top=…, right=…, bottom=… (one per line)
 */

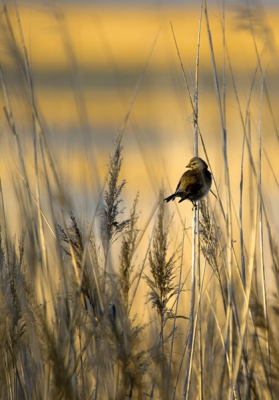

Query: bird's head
left=186, top=157, right=208, bottom=170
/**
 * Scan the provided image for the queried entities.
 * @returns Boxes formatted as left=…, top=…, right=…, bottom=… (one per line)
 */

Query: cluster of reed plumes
left=0, top=137, right=184, bottom=399
left=1, top=134, right=279, bottom=400
left=0, top=1, right=279, bottom=400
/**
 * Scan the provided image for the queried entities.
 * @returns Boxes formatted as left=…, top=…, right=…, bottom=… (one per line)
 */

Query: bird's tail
left=164, top=193, right=177, bottom=202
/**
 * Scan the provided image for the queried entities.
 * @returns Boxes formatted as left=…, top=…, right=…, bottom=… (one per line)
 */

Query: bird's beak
left=186, top=163, right=190, bottom=168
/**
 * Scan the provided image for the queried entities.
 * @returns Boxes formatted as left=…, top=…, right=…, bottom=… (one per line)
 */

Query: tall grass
left=0, top=1, right=278, bottom=399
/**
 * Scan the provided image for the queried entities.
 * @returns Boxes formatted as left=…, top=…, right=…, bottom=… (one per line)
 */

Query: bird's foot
left=192, top=202, right=198, bottom=211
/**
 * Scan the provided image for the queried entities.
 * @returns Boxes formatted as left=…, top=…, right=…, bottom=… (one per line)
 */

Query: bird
left=164, top=157, right=212, bottom=207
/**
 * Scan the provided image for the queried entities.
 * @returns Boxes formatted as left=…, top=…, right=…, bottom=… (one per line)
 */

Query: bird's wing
left=176, top=170, right=203, bottom=194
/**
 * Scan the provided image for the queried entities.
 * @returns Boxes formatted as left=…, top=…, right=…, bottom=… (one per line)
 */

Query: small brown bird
left=164, top=157, right=212, bottom=207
